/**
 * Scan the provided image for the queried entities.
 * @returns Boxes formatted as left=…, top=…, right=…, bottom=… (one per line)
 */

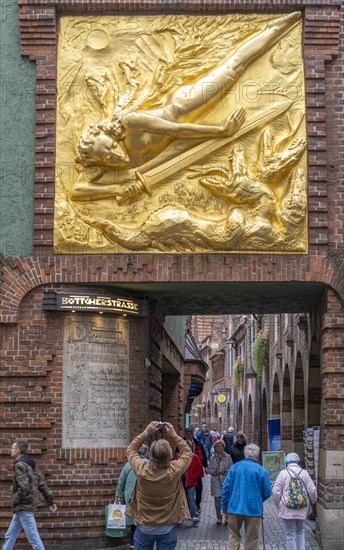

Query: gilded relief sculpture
left=55, top=12, right=307, bottom=253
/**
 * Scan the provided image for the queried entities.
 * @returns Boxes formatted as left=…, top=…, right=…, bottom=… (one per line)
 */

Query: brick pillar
left=317, top=289, right=344, bottom=549
left=261, top=389, right=268, bottom=452
left=281, top=367, right=293, bottom=454
left=162, top=373, right=181, bottom=429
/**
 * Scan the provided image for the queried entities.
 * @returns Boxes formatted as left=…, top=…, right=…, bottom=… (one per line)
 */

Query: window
left=228, top=349, right=233, bottom=377
left=238, top=341, right=246, bottom=364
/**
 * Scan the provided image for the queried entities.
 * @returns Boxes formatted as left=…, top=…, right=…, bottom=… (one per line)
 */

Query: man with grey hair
left=223, top=427, right=235, bottom=455
left=221, top=443, right=271, bottom=549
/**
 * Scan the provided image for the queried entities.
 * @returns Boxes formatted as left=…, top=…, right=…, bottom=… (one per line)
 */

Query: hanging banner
left=268, top=418, right=281, bottom=451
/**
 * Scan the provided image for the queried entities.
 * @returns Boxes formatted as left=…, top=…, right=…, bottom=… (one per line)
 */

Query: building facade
left=193, top=309, right=343, bottom=548
left=0, top=1, right=343, bottom=548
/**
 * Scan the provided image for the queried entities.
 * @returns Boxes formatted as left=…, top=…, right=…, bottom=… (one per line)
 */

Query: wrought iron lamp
left=245, top=365, right=257, bottom=379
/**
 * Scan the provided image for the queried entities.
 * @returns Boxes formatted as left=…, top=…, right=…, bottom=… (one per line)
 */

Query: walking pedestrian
left=221, top=443, right=271, bottom=549
left=230, top=431, right=247, bottom=464
left=2, top=439, right=57, bottom=550
left=126, top=421, right=192, bottom=549
left=272, top=452, right=317, bottom=550
left=206, top=440, right=232, bottom=525
left=184, top=441, right=203, bottom=525
left=115, top=445, right=150, bottom=548
left=195, top=429, right=204, bottom=444
left=185, top=427, right=207, bottom=514
left=222, top=427, right=235, bottom=455
left=212, top=429, right=221, bottom=444
left=202, top=426, right=213, bottom=460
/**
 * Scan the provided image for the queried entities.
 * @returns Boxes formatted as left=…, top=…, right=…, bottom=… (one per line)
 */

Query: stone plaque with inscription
left=62, top=314, right=129, bottom=448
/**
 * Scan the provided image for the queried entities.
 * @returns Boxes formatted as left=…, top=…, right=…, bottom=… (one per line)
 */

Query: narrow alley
left=176, top=475, right=322, bottom=550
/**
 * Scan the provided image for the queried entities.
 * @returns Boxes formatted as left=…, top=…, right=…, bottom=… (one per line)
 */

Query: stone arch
left=294, top=352, right=305, bottom=458
left=199, top=403, right=206, bottom=426
left=308, top=336, right=321, bottom=427
left=281, top=365, right=292, bottom=453
left=213, top=401, right=218, bottom=430
left=247, top=395, right=253, bottom=443
left=218, top=412, right=223, bottom=434
left=272, top=373, right=280, bottom=420
left=206, top=400, right=211, bottom=427
left=0, top=256, right=344, bottom=324
left=238, top=399, right=243, bottom=431
left=226, top=401, right=231, bottom=430
left=270, top=373, right=281, bottom=450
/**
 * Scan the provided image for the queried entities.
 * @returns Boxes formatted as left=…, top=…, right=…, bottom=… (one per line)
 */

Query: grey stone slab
left=62, top=315, right=130, bottom=449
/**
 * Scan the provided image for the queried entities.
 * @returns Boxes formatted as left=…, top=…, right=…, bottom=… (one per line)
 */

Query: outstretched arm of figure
left=124, top=108, right=245, bottom=138
left=71, top=172, right=144, bottom=202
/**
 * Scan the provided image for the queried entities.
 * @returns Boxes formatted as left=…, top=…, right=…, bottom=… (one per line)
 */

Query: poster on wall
left=262, top=451, right=286, bottom=485
left=304, top=426, right=320, bottom=483
left=268, top=418, right=281, bottom=451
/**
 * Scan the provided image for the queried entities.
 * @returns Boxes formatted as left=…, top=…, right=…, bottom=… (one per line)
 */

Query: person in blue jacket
left=221, top=443, right=271, bottom=550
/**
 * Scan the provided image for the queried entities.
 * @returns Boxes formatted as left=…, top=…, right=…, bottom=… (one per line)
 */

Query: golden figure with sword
left=71, top=12, right=301, bottom=203
left=55, top=11, right=307, bottom=253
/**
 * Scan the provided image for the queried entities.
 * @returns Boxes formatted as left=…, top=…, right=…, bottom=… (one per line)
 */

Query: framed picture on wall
left=262, top=451, right=286, bottom=485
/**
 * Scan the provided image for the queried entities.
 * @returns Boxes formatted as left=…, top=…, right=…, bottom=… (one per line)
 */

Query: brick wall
left=0, top=2, right=343, bottom=548
left=0, top=283, right=184, bottom=548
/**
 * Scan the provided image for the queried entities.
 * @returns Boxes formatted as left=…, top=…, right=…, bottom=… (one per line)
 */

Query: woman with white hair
left=272, top=452, right=317, bottom=550
left=221, top=443, right=271, bottom=549
left=206, top=440, right=232, bottom=524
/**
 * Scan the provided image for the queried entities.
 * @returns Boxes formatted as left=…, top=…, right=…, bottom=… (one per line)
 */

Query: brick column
left=317, top=289, right=344, bottom=549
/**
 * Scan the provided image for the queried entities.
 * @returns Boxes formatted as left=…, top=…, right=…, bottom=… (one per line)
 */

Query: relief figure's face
left=89, top=133, right=129, bottom=167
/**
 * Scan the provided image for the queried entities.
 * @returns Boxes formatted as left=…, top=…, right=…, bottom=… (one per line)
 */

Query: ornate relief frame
left=17, top=1, right=341, bottom=258
left=55, top=12, right=307, bottom=254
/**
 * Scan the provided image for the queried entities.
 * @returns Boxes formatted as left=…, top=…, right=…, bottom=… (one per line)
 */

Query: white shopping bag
left=107, top=503, right=126, bottom=529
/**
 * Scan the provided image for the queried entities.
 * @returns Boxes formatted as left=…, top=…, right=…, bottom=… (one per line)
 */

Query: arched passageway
left=206, top=400, right=211, bottom=427
left=226, top=401, right=231, bottom=431
left=272, top=373, right=280, bottom=422
left=247, top=395, right=253, bottom=443
left=213, top=402, right=218, bottom=431
left=238, top=400, right=243, bottom=432
left=282, top=365, right=292, bottom=453
left=294, top=353, right=305, bottom=458
left=308, top=337, right=321, bottom=427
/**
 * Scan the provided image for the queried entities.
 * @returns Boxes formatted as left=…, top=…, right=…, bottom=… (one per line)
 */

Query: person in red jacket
left=185, top=427, right=208, bottom=514
left=184, top=441, right=204, bottom=525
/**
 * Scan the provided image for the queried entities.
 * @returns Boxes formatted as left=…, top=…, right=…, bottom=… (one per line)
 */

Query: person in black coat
left=222, top=427, right=235, bottom=455
left=230, top=431, right=247, bottom=464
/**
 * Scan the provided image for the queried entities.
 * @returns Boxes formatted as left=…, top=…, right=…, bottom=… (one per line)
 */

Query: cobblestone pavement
left=176, top=475, right=322, bottom=549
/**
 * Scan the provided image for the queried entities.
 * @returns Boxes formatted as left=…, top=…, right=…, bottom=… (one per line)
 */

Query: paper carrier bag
left=106, top=503, right=126, bottom=529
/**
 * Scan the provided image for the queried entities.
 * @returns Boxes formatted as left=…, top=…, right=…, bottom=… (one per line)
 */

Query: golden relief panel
left=55, top=13, right=307, bottom=254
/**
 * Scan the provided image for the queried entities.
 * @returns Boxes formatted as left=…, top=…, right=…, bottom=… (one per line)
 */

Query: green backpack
left=284, top=468, right=308, bottom=509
